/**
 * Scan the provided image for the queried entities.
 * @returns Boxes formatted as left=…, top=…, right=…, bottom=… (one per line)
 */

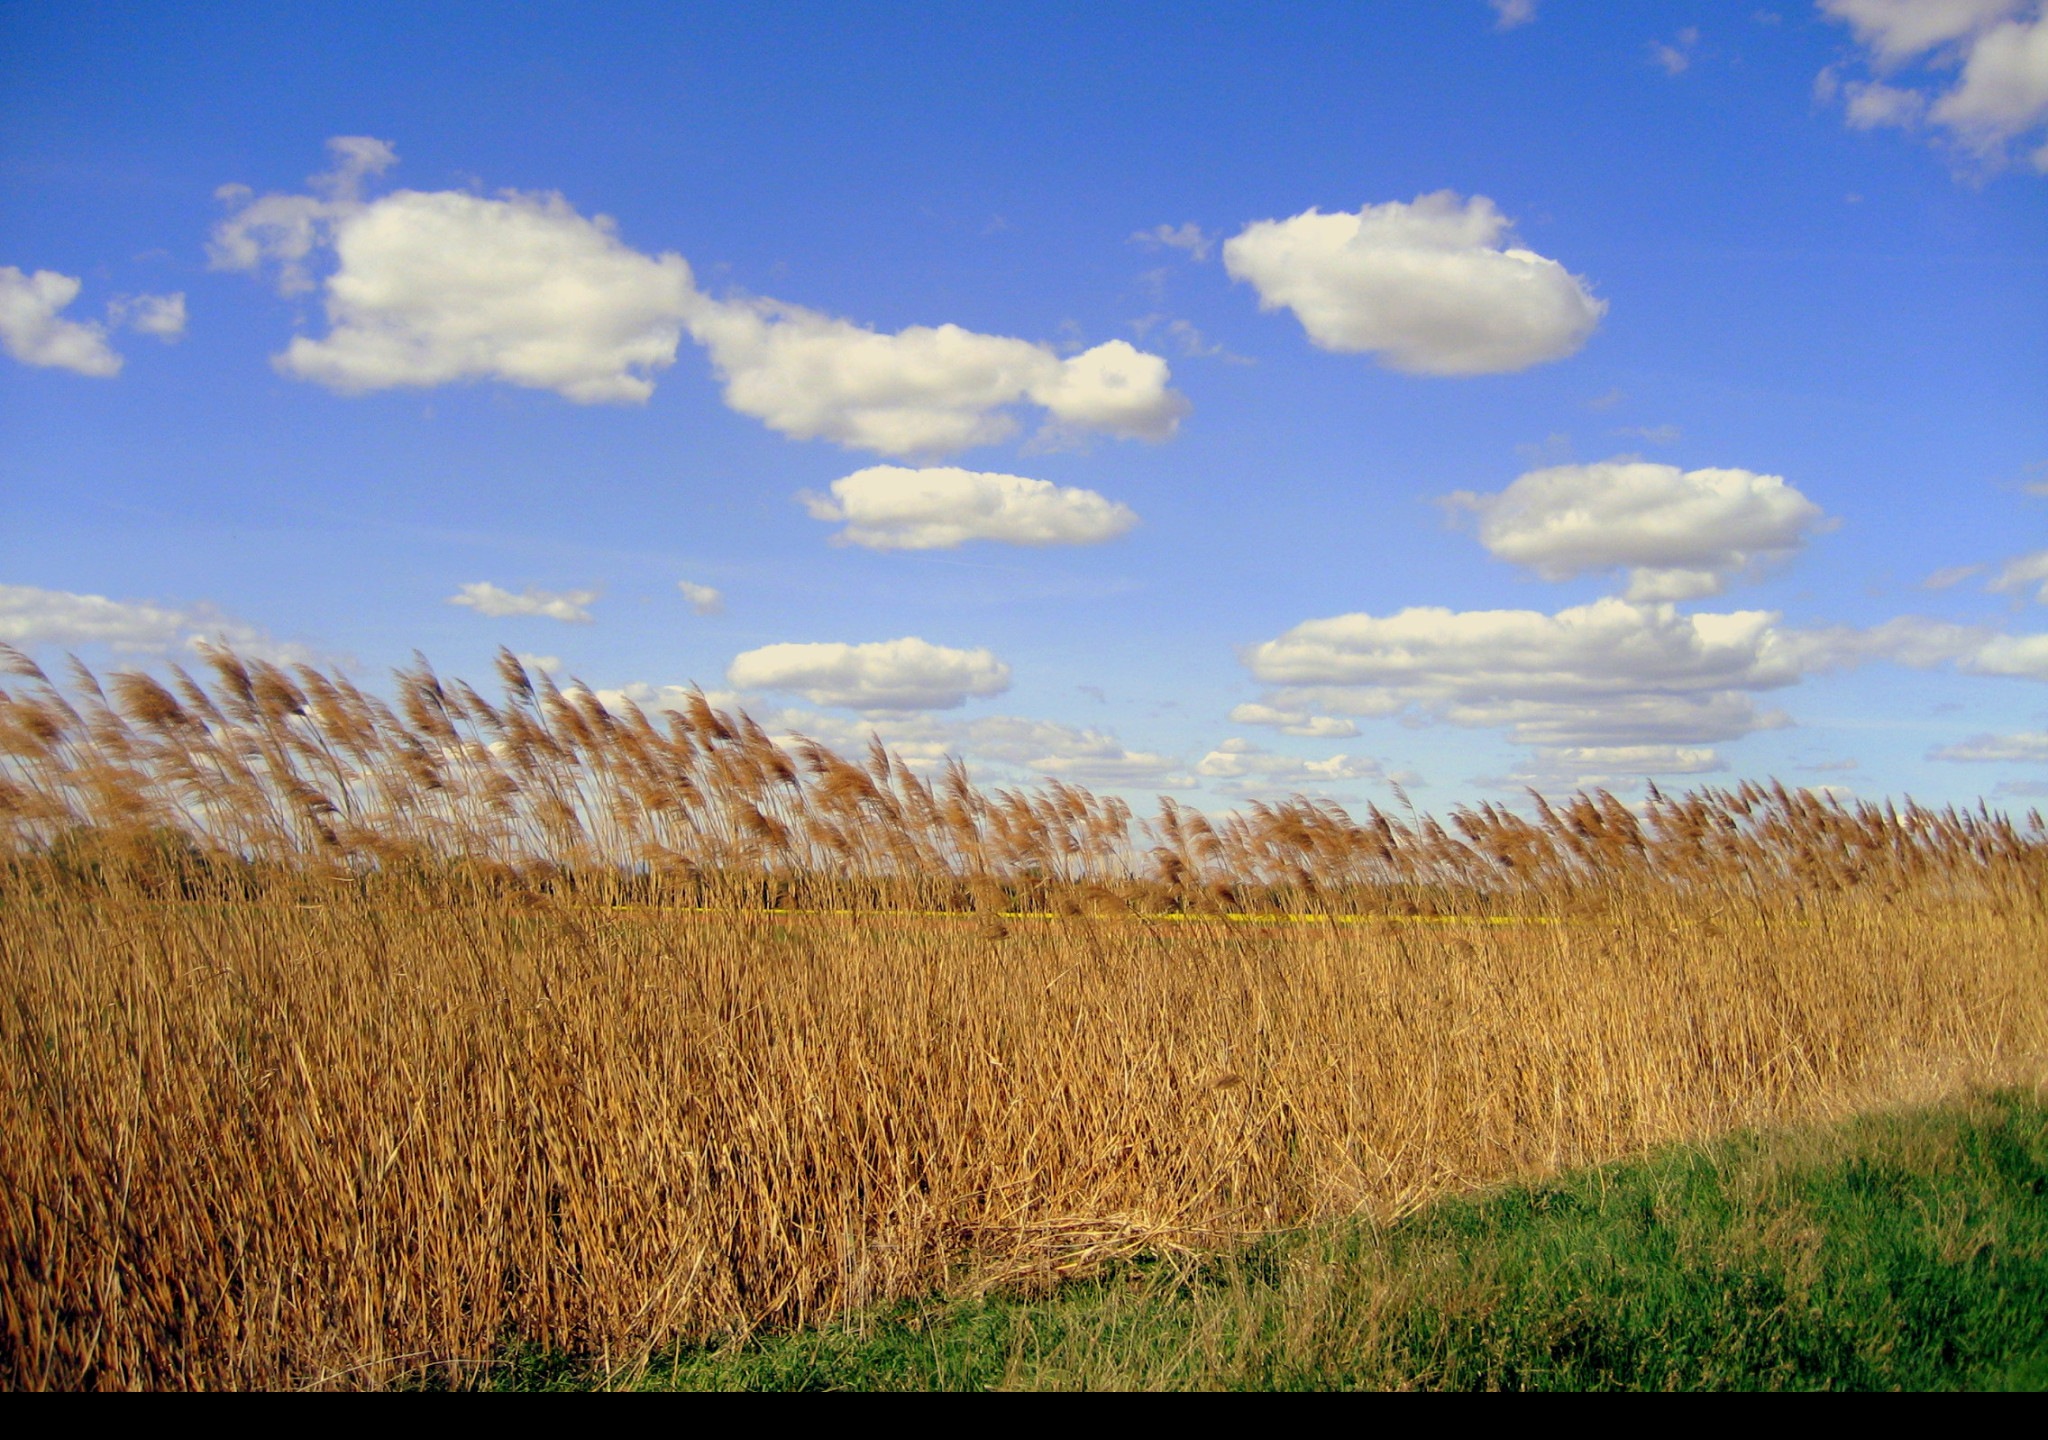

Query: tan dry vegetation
left=2, top=645, right=2046, bottom=1389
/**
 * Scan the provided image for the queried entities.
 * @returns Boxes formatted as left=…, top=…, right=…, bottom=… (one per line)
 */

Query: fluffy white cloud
left=1227, top=702, right=1360, bottom=738
left=0, top=583, right=188, bottom=648
left=1818, top=614, right=1996, bottom=664
left=279, top=189, right=695, bottom=404
left=1242, top=598, right=2048, bottom=785
left=0, top=268, right=123, bottom=377
left=1530, top=744, right=1722, bottom=775
left=1195, top=738, right=1386, bottom=797
left=1241, top=598, right=2002, bottom=767
left=1132, top=222, right=1213, bottom=260
left=1143, top=318, right=1243, bottom=362
left=216, top=140, right=685, bottom=400
left=0, top=270, right=185, bottom=377
left=1490, top=0, right=1538, bottom=30
left=446, top=583, right=599, bottom=623
left=1450, top=459, right=1828, bottom=599
left=1962, top=632, right=2048, bottom=678
left=1937, top=7, right=2048, bottom=154
left=726, top=637, right=1011, bottom=713
left=220, top=139, right=1187, bottom=448
left=210, top=135, right=398, bottom=293
left=1989, top=549, right=2048, bottom=601
left=682, top=299, right=1039, bottom=451
left=1249, top=599, right=1810, bottom=705
left=1799, top=757, right=1862, bottom=774
left=1931, top=730, right=2048, bottom=761
left=1029, top=339, right=1186, bottom=440
left=110, top=292, right=187, bottom=341
left=1426, top=692, right=1787, bottom=748
left=1825, top=0, right=2024, bottom=60
left=1844, top=78, right=1931, bottom=127
left=1221, top=192, right=1605, bottom=375
left=1650, top=29, right=1700, bottom=76
left=1487, top=743, right=1725, bottom=794
left=801, top=465, right=1138, bottom=550
left=0, top=583, right=312, bottom=661
left=677, top=580, right=724, bottom=615
left=1820, top=2, right=2048, bottom=169
left=689, top=299, right=1185, bottom=454
left=953, top=714, right=1182, bottom=783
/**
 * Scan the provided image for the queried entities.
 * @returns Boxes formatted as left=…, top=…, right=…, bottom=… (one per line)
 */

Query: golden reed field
left=3, top=644, right=2045, bottom=1388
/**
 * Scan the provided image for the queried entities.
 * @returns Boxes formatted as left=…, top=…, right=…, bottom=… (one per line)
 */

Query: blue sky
left=4, top=0, right=2046, bottom=810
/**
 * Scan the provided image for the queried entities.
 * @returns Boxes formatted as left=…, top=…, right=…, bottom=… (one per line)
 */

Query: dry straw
left=2, top=644, right=2044, bottom=1388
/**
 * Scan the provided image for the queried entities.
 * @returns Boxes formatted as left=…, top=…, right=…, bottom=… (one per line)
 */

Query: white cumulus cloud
left=1938, top=7, right=2048, bottom=153
left=1246, top=599, right=1812, bottom=748
left=1196, top=738, right=1386, bottom=797
left=1650, top=27, right=1701, bottom=76
left=1449, top=459, right=1829, bottom=600
left=109, top=292, right=188, bottom=341
left=1820, top=2, right=2048, bottom=170
left=277, top=188, right=695, bottom=404
left=1923, top=563, right=1987, bottom=589
left=1227, top=703, right=1360, bottom=738
left=1487, top=743, right=1725, bottom=794
left=1028, top=339, right=1187, bottom=440
left=217, top=139, right=1188, bottom=451
left=1826, top=0, right=2024, bottom=61
left=801, top=465, right=1138, bottom=550
left=677, top=580, right=724, bottom=615
left=0, top=583, right=189, bottom=649
left=0, top=268, right=123, bottom=377
left=1221, top=192, right=1605, bottom=375
left=1531, top=744, right=1723, bottom=775
left=1962, top=631, right=2048, bottom=678
left=1795, top=613, right=2005, bottom=669
left=0, top=583, right=312, bottom=661
left=953, top=714, right=1183, bottom=783
left=1240, top=598, right=2007, bottom=775
left=686, top=299, right=1037, bottom=452
left=446, top=582, right=599, bottom=623
left=1988, top=548, right=2048, bottom=601
left=1132, top=222, right=1213, bottom=260
left=726, top=637, right=1011, bottom=713
left=1490, top=0, right=1539, bottom=30
left=689, top=301, right=1185, bottom=454
left=1930, top=730, right=2048, bottom=761
left=210, top=135, right=398, bottom=293
left=1844, top=77, right=1931, bottom=127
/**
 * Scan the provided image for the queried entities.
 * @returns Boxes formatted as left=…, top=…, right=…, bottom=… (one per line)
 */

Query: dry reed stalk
left=4, top=887, right=2044, bottom=1388
left=6, top=643, right=2043, bottom=912
left=1, top=645, right=2045, bottom=1388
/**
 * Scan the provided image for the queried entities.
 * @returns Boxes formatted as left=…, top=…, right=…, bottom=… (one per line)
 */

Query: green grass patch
left=495, top=1089, right=2048, bottom=1391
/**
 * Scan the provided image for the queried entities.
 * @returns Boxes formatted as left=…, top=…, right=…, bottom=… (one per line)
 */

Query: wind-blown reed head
left=1, top=644, right=2042, bottom=910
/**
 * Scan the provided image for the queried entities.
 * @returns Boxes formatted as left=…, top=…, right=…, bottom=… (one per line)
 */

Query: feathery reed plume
left=2, top=646, right=2045, bottom=1388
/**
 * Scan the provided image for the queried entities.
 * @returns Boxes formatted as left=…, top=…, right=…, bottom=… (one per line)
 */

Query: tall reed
left=2, top=646, right=2044, bottom=1389
left=4, top=643, right=2042, bottom=912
